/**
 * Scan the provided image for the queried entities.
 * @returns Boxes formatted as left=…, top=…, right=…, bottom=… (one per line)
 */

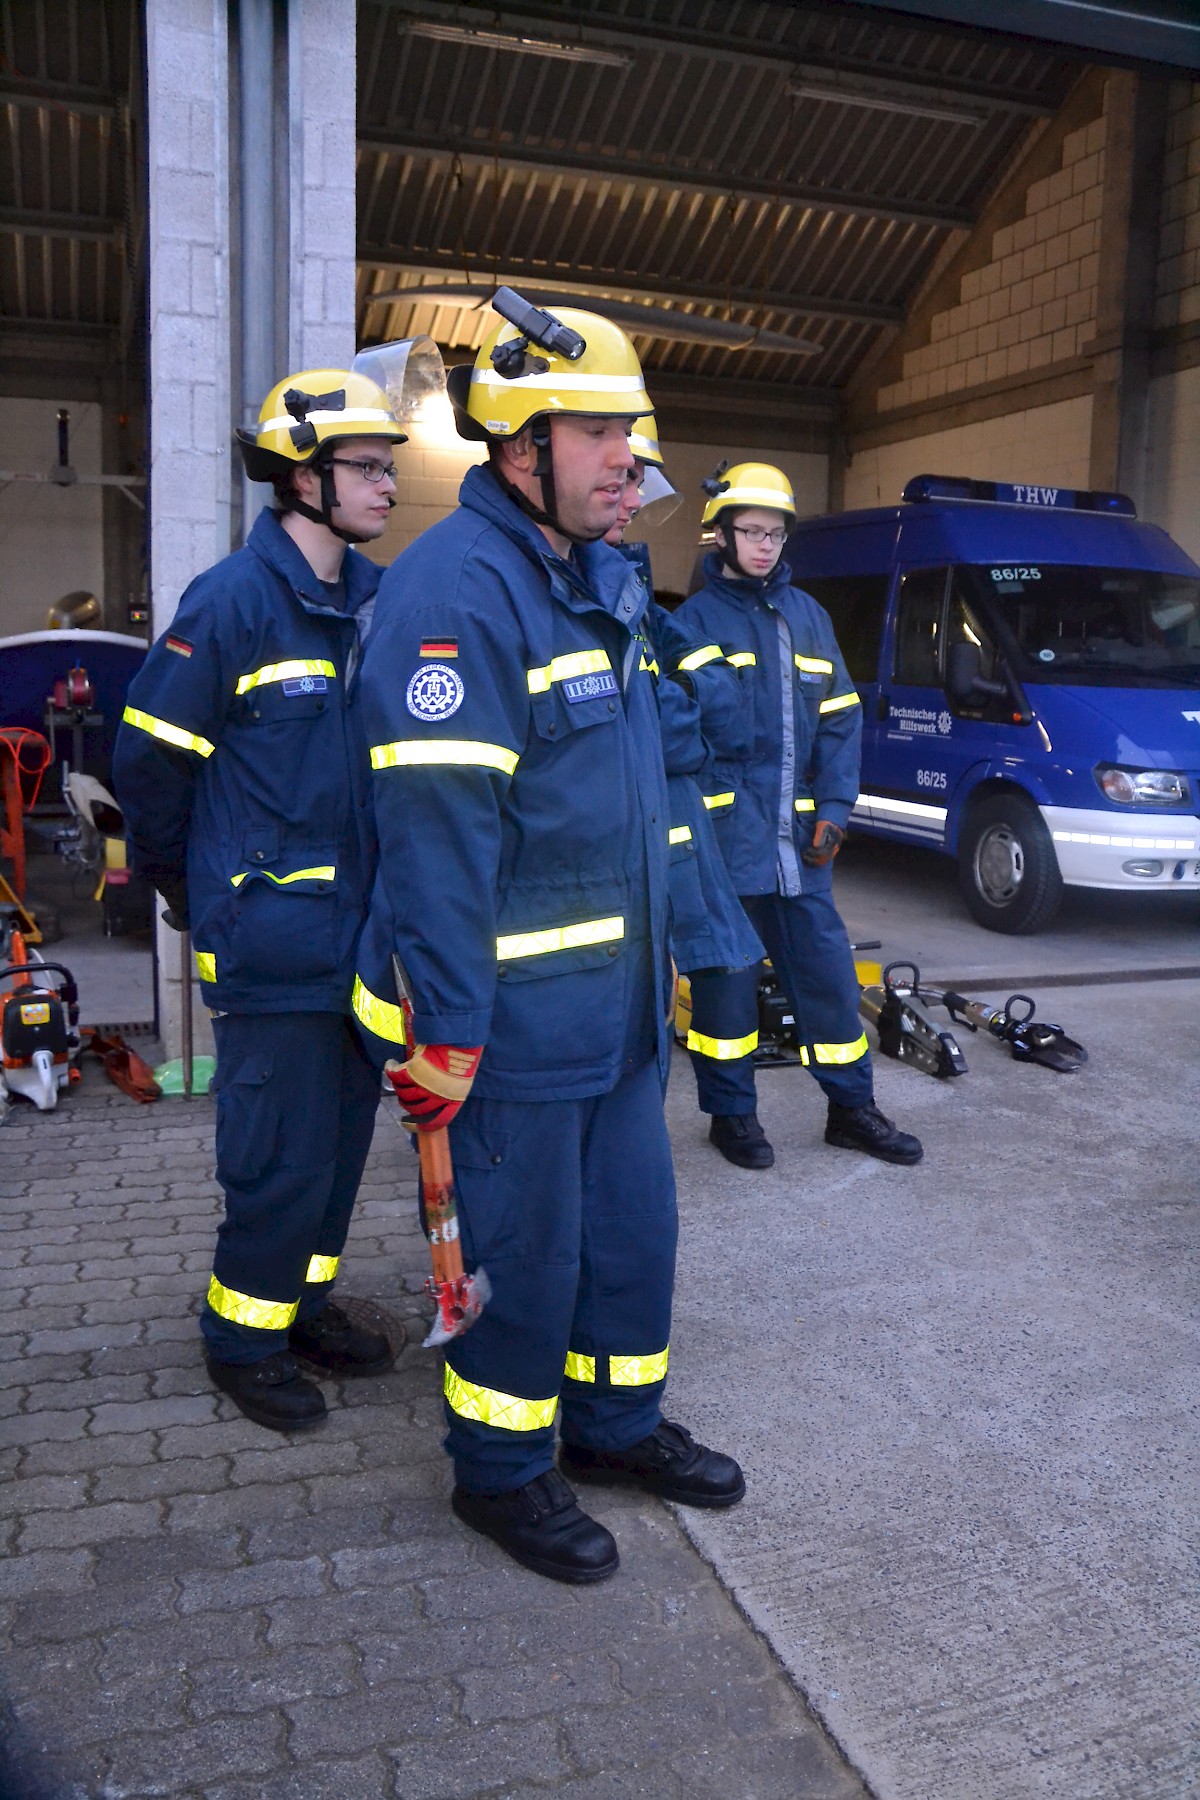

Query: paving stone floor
left=1, top=1064, right=870, bottom=1800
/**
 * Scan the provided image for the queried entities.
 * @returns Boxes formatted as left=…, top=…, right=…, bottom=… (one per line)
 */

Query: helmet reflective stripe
left=719, top=485, right=795, bottom=510
left=469, top=370, right=646, bottom=394
left=258, top=406, right=398, bottom=433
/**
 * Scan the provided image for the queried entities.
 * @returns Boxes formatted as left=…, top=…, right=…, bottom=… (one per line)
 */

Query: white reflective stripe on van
left=858, top=793, right=946, bottom=840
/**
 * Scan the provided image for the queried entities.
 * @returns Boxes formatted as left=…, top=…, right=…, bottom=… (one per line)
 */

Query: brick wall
left=844, top=395, right=1093, bottom=511
left=876, top=113, right=1106, bottom=416
left=1155, top=80, right=1200, bottom=333
left=288, top=0, right=357, bottom=371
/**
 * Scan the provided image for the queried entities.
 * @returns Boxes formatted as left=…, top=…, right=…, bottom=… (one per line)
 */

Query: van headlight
left=1094, top=764, right=1189, bottom=806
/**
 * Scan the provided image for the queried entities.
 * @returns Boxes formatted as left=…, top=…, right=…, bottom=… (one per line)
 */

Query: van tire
left=957, top=794, right=1063, bottom=934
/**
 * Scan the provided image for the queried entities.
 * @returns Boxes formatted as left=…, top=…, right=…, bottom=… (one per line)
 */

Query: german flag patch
left=419, top=638, right=458, bottom=660
left=165, top=635, right=193, bottom=658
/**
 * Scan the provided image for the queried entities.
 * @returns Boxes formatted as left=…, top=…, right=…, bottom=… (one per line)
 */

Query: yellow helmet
left=447, top=306, right=652, bottom=442
left=629, top=414, right=665, bottom=468
left=701, top=461, right=796, bottom=528
left=236, top=368, right=405, bottom=482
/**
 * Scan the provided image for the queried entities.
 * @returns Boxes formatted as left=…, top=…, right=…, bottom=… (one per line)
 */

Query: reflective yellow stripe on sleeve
left=609, top=1348, right=669, bottom=1386
left=206, top=1276, right=298, bottom=1332
left=122, top=706, right=215, bottom=758
left=813, top=1032, right=869, bottom=1065
left=703, top=792, right=734, bottom=810
left=795, top=654, right=834, bottom=675
left=564, top=1352, right=596, bottom=1383
left=230, top=866, right=335, bottom=888
left=727, top=651, right=757, bottom=668
left=444, top=1366, right=558, bottom=1431
left=677, top=644, right=724, bottom=672
left=527, top=649, right=612, bottom=693
left=794, top=797, right=816, bottom=813
left=686, top=1028, right=758, bottom=1061
left=668, top=825, right=692, bottom=845
left=820, top=692, right=860, bottom=714
left=370, top=740, right=520, bottom=775
left=195, top=951, right=216, bottom=983
left=351, top=974, right=406, bottom=1047
left=305, top=1254, right=339, bottom=1284
left=496, top=916, right=624, bottom=960
left=235, top=660, right=336, bottom=694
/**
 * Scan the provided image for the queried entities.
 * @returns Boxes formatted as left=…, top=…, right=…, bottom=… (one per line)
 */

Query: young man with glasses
left=114, top=367, right=413, bottom=1429
left=674, top=463, right=923, bottom=1170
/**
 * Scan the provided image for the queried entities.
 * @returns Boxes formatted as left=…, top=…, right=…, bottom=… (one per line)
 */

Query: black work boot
left=561, top=1420, right=746, bottom=1508
left=451, top=1469, right=619, bottom=1585
left=825, top=1101, right=923, bottom=1165
left=708, top=1111, right=775, bottom=1170
left=207, top=1351, right=326, bottom=1432
left=289, top=1301, right=394, bottom=1375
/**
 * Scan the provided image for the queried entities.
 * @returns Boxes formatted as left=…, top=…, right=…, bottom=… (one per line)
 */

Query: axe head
left=423, top=1267, right=492, bottom=1349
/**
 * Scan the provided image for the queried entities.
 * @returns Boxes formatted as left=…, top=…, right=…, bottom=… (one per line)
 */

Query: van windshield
left=962, top=564, right=1200, bottom=687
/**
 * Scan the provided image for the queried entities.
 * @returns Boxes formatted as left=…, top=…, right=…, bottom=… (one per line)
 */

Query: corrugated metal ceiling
left=357, top=0, right=1079, bottom=400
left=0, top=0, right=142, bottom=371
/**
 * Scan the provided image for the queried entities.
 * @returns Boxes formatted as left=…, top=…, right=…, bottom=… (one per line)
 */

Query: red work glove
left=384, top=1044, right=483, bottom=1132
left=800, top=820, right=845, bottom=867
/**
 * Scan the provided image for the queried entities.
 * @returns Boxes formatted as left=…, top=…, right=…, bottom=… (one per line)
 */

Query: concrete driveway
left=664, top=836, right=1198, bottom=1800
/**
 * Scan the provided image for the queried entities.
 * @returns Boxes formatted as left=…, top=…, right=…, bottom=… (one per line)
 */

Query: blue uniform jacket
left=353, top=464, right=674, bottom=1103
left=113, top=508, right=380, bottom=1013
left=637, top=591, right=763, bottom=977
left=674, top=552, right=862, bottom=897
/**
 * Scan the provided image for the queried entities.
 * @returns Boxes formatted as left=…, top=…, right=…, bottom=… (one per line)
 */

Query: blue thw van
left=785, top=475, right=1200, bottom=932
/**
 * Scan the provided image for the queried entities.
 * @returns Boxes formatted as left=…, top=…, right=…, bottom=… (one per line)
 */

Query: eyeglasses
left=733, top=525, right=787, bottom=546
left=328, top=456, right=398, bottom=484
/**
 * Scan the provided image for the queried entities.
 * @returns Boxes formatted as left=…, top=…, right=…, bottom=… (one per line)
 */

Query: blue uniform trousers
left=440, top=1058, right=677, bottom=1493
left=202, top=1012, right=381, bottom=1365
left=690, top=889, right=873, bottom=1115
left=685, top=966, right=762, bottom=1116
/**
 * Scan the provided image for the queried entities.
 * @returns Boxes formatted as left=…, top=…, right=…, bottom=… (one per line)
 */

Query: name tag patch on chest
left=282, top=676, right=328, bottom=696
left=563, top=671, right=619, bottom=704
left=796, top=670, right=823, bottom=685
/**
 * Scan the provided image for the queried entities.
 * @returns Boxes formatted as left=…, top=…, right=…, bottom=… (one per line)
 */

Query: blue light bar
left=902, top=473, right=1136, bottom=517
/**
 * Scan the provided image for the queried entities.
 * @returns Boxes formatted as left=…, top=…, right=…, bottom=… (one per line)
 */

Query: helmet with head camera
left=237, top=360, right=420, bottom=544
left=444, top=289, right=652, bottom=543
left=701, top=461, right=796, bottom=577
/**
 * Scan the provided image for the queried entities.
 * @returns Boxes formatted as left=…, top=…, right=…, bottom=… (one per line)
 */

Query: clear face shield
left=627, top=462, right=683, bottom=534
left=351, top=335, right=447, bottom=428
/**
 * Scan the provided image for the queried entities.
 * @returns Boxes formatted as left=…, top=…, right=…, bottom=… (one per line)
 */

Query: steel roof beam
left=0, top=207, right=122, bottom=243
left=356, top=253, right=904, bottom=328
left=357, top=131, right=972, bottom=232
left=375, top=1, right=1059, bottom=116
left=0, top=77, right=119, bottom=118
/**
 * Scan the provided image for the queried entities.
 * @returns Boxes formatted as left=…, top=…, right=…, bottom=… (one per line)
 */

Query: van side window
left=796, top=573, right=888, bottom=685
left=946, top=572, right=1001, bottom=684
left=894, top=567, right=949, bottom=685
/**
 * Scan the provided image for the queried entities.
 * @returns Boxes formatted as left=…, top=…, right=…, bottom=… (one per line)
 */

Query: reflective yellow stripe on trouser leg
left=564, top=1349, right=668, bottom=1385
left=306, top=1255, right=339, bottom=1284
left=444, top=1366, right=559, bottom=1432
left=206, top=1276, right=299, bottom=1332
left=812, top=1033, right=869, bottom=1065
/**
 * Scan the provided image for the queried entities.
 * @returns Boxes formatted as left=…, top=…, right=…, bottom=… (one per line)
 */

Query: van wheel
left=957, top=794, right=1063, bottom=934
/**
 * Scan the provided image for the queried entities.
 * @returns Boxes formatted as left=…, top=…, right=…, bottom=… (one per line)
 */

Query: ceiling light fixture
left=402, top=19, right=632, bottom=69
left=364, top=282, right=821, bottom=357
left=785, top=77, right=984, bottom=127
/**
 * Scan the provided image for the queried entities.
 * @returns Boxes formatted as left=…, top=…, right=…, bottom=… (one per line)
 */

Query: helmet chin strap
left=283, top=453, right=395, bottom=545
left=717, top=523, right=758, bottom=581
left=493, top=419, right=608, bottom=547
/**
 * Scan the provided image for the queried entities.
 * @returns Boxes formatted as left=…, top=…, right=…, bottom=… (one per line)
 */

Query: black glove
left=158, top=879, right=190, bottom=932
left=800, top=820, right=845, bottom=867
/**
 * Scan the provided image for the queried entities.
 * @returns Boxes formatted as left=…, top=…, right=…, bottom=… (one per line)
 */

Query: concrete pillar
left=1087, top=72, right=1169, bottom=505
left=144, top=0, right=359, bottom=1058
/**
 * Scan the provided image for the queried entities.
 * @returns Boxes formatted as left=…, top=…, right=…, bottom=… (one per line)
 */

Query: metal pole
left=180, top=928, right=194, bottom=1099
left=238, top=0, right=280, bottom=543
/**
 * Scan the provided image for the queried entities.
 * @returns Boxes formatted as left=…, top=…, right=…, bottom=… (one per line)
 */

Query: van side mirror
left=946, top=640, right=1006, bottom=704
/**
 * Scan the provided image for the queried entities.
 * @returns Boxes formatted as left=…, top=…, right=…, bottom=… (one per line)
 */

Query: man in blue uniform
left=601, top=423, right=766, bottom=1117
left=114, top=367, right=411, bottom=1429
left=353, top=303, right=743, bottom=1584
left=676, top=463, right=923, bottom=1168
